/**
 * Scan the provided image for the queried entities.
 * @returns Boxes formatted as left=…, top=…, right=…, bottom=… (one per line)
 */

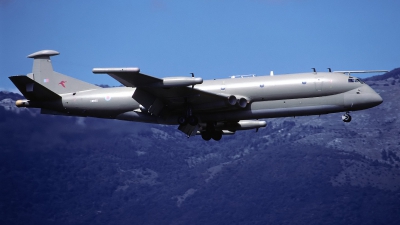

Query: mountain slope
left=1, top=70, right=400, bottom=225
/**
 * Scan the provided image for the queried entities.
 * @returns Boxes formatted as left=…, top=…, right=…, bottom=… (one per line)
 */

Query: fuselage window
left=348, top=78, right=355, bottom=82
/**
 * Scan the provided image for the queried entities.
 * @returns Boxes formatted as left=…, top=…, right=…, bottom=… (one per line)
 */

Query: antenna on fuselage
left=270, top=71, right=274, bottom=76
left=328, top=68, right=332, bottom=72
left=312, top=68, right=316, bottom=74
left=190, top=73, right=195, bottom=88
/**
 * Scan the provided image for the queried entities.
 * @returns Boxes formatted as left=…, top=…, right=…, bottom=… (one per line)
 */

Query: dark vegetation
left=1, top=70, right=400, bottom=225
left=364, top=67, right=400, bottom=81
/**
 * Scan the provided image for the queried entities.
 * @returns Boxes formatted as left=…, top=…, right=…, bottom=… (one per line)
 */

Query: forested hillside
left=1, top=70, right=400, bottom=225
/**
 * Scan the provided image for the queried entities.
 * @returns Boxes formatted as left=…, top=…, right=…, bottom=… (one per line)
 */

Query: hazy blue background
left=1, top=0, right=399, bottom=91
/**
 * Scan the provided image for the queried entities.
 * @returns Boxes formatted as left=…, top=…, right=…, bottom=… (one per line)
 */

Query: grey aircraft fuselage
left=10, top=50, right=384, bottom=141
left=53, top=73, right=381, bottom=123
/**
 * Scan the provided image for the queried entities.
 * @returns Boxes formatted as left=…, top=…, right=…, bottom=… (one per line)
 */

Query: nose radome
left=362, top=85, right=383, bottom=107
left=371, top=92, right=383, bottom=106
left=345, top=85, right=383, bottom=110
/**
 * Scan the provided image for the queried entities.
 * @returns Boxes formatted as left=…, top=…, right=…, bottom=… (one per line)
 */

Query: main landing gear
left=342, top=112, right=352, bottom=123
left=200, top=122, right=223, bottom=141
left=201, top=130, right=223, bottom=141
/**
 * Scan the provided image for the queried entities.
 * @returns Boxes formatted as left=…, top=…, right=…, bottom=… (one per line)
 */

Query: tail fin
left=26, top=50, right=100, bottom=94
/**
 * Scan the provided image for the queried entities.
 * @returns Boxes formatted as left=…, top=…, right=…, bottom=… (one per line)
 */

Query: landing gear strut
left=177, top=104, right=198, bottom=126
left=342, top=112, right=352, bottom=123
left=178, top=115, right=198, bottom=126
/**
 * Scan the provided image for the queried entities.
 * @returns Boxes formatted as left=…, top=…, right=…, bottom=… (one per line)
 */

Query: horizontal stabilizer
left=9, top=76, right=61, bottom=101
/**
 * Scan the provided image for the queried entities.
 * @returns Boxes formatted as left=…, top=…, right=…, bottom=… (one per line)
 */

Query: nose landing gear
left=342, top=112, right=352, bottom=123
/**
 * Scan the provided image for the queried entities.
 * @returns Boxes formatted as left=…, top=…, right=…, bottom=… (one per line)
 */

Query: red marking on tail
left=59, top=81, right=67, bottom=88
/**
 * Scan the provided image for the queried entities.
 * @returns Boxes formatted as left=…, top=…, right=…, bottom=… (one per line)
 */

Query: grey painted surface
left=9, top=50, right=384, bottom=139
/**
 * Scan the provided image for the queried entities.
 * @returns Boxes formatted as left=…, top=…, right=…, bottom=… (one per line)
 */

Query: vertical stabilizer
left=27, top=50, right=100, bottom=94
left=28, top=50, right=58, bottom=78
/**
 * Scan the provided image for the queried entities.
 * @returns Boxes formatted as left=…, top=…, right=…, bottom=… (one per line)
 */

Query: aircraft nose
left=363, top=84, right=383, bottom=107
left=344, top=85, right=383, bottom=110
left=370, top=92, right=383, bottom=106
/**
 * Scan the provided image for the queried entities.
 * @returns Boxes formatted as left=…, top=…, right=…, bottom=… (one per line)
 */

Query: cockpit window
left=348, top=77, right=364, bottom=84
left=356, top=78, right=365, bottom=84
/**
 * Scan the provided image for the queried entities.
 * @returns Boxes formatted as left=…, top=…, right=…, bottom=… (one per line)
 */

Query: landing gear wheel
left=342, top=113, right=352, bottom=123
left=188, top=116, right=199, bottom=126
left=211, top=130, right=223, bottom=141
left=178, top=116, right=187, bottom=125
left=201, top=132, right=212, bottom=141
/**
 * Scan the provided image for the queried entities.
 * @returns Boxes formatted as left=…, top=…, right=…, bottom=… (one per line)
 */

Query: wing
left=92, top=68, right=161, bottom=87
left=93, top=68, right=233, bottom=115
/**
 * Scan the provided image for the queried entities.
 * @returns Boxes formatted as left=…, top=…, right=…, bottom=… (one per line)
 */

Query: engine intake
left=228, top=95, right=237, bottom=106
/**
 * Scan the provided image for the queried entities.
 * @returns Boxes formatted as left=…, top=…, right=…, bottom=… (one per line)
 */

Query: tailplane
left=9, top=76, right=61, bottom=101
left=26, top=50, right=100, bottom=94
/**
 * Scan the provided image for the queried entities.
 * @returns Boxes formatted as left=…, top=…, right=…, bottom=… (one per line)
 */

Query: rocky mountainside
left=1, top=70, right=400, bottom=225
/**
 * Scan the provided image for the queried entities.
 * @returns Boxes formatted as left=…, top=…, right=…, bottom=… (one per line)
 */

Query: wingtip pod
left=237, top=120, right=266, bottom=130
left=161, top=77, right=203, bottom=87
left=214, top=120, right=267, bottom=131
left=92, top=67, right=141, bottom=73
left=27, top=50, right=60, bottom=58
